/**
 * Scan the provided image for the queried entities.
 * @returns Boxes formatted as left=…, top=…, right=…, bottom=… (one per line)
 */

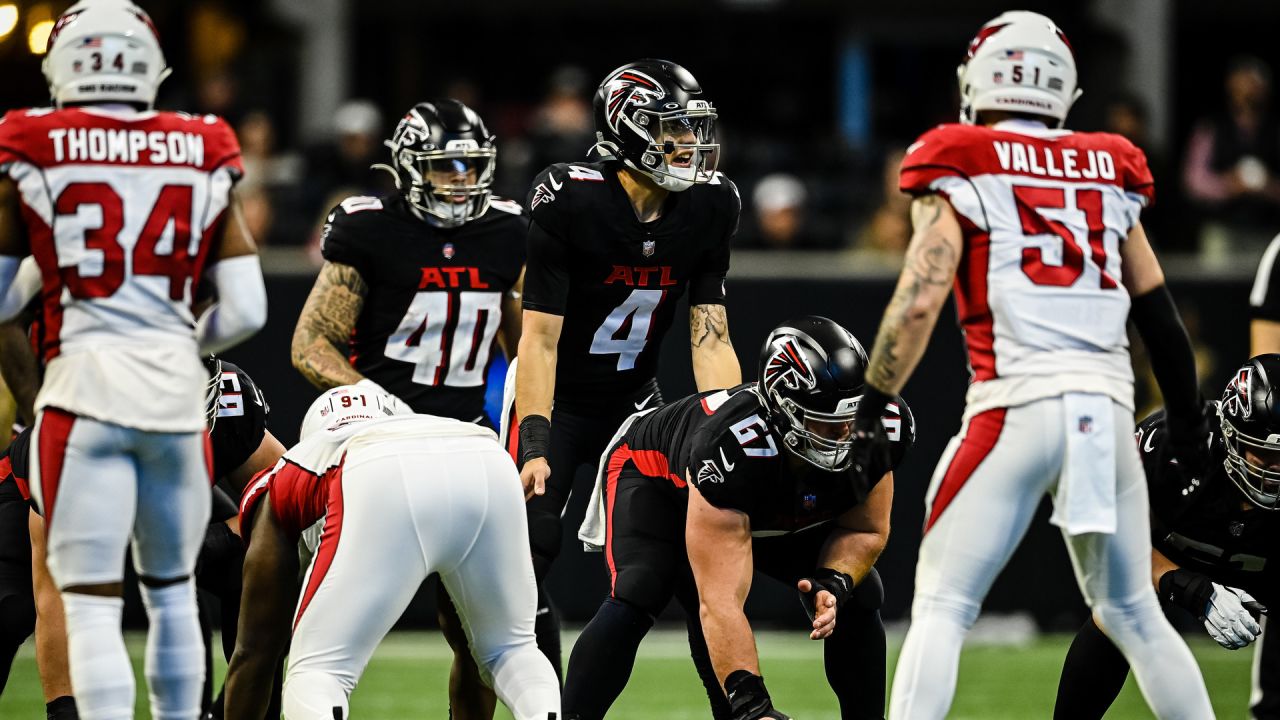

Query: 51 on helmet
left=756, top=316, right=871, bottom=471
left=592, top=58, right=719, bottom=192
left=1219, top=354, right=1280, bottom=510
left=956, top=10, right=1081, bottom=127
left=374, top=99, right=497, bottom=228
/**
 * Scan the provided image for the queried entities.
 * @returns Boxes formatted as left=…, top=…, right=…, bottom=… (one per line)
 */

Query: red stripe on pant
left=505, top=408, right=520, bottom=464
left=924, top=407, right=1007, bottom=534
left=603, top=444, right=686, bottom=597
left=36, top=408, right=76, bottom=527
left=293, top=463, right=345, bottom=631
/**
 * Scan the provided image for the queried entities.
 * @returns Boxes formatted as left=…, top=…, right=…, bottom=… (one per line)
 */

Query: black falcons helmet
left=756, top=316, right=869, bottom=471
left=375, top=99, right=496, bottom=227
left=1219, top=354, right=1280, bottom=510
left=592, top=59, right=719, bottom=192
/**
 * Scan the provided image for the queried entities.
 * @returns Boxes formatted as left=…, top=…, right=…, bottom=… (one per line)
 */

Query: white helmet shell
left=300, top=385, right=409, bottom=441
left=42, top=0, right=170, bottom=109
left=956, top=11, right=1081, bottom=127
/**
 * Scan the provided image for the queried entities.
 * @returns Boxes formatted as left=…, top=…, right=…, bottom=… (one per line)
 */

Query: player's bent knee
left=850, top=568, right=884, bottom=612
left=910, top=590, right=981, bottom=629
left=284, top=670, right=349, bottom=720
left=528, top=512, right=563, bottom=571
left=0, top=592, right=36, bottom=645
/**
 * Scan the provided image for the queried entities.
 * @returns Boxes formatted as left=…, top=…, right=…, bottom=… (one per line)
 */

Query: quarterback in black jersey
left=290, top=99, right=523, bottom=718
left=563, top=317, right=914, bottom=720
left=292, top=99, right=525, bottom=426
left=1054, top=355, right=1280, bottom=720
left=0, top=358, right=285, bottom=719
left=513, top=59, right=742, bottom=678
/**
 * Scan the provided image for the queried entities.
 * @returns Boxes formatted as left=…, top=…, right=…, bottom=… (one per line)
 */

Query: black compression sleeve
left=1130, top=285, right=1201, bottom=439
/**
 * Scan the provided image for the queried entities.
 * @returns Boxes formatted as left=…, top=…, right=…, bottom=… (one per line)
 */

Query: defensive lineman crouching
left=563, top=317, right=913, bottom=719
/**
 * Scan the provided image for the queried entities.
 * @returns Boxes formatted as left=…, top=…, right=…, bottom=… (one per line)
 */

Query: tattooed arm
left=863, top=195, right=963, bottom=395
left=690, top=303, right=742, bottom=391
left=290, top=261, right=368, bottom=389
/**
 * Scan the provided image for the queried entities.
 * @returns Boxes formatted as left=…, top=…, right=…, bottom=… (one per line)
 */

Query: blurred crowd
left=132, top=0, right=1280, bottom=265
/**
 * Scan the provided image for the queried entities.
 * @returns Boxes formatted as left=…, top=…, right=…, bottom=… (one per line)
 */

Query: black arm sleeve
left=1130, top=285, right=1202, bottom=440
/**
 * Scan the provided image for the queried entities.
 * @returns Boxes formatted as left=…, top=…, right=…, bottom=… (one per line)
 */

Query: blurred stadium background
left=1, top=0, right=1277, bottom=714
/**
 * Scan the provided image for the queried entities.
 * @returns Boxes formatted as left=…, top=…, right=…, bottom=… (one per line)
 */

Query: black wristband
left=519, top=415, right=551, bottom=465
left=725, top=670, right=772, bottom=719
left=799, top=568, right=855, bottom=621
left=1158, top=568, right=1214, bottom=618
left=854, top=385, right=893, bottom=433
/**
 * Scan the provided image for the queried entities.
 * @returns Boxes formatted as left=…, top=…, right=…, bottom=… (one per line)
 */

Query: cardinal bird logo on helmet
left=763, top=337, right=816, bottom=394
left=602, top=69, right=665, bottom=134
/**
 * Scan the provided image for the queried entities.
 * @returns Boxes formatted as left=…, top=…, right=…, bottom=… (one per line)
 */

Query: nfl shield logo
left=642, top=239, right=656, bottom=257
left=802, top=494, right=817, bottom=511
left=442, top=243, right=455, bottom=260
left=1078, top=416, right=1093, bottom=434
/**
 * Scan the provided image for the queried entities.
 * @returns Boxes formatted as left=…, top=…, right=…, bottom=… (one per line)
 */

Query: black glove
left=799, top=568, right=854, bottom=622
left=849, top=386, right=893, bottom=494
left=725, top=670, right=791, bottom=720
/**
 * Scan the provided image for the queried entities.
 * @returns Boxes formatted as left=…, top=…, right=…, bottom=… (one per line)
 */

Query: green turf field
left=0, top=628, right=1255, bottom=718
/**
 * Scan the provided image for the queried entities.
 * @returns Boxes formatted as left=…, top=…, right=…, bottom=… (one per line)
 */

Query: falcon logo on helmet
left=603, top=69, right=666, bottom=135
left=1225, top=367, right=1254, bottom=419
left=763, top=337, right=816, bottom=394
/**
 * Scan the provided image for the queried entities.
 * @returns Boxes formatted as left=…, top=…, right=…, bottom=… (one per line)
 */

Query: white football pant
left=283, top=434, right=560, bottom=720
left=889, top=396, right=1213, bottom=720
left=31, top=408, right=211, bottom=720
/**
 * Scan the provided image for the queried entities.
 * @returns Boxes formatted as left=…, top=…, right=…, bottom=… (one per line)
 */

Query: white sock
left=140, top=581, right=204, bottom=720
left=61, top=592, right=134, bottom=720
left=283, top=670, right=350, bottom=720
left=1094, top=591, right=1214, bottom=720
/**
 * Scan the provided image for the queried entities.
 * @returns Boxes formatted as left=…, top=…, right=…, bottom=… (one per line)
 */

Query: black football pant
left=0, top=478, right=35, bottom=698
left=523, top=383, right=663, bottom=679
left=1254, top=617, right=1280, bottom=720
left=1055, top=606, right=1280, bottom=719
left=196, top=485, right=282, bottom=719
left=564, top=465, right=888, bottom=720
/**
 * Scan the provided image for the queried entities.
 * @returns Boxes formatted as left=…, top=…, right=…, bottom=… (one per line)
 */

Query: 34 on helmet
left=956, top=10, right=1081, bottom=127
left=43, top=0, right=170, bottom=109
left=374, top=100, right=496, bottom=228
left=592, top=59, right=718, bottom=192
left=1218, top=354, right=1280, bottom=510
left=756, top=316, right=869, bottom=471
left=300, top=385, right=410, bottom=441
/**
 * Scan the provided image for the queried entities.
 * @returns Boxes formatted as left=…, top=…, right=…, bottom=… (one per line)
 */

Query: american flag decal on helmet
left=603, top=69, right=665, bottom=134
left=763, top=337, right=816, bottom=393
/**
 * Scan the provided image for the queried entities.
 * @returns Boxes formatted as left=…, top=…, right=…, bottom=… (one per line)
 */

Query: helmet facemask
left=203, top=357, right=224, bottom=431
left=393, top=142, right=495, bottom=228
left=768, top=389, right=857, bottom=472
left=628, top=101, right=719, bottom=191
left=1221, top=408, right=1280, bottom=510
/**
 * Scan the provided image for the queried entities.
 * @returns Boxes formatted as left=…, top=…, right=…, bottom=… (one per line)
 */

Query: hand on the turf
left=797, top=578, right=837, bottom=639
left=1204, top=583, right=1265, bottom=649
left=521, top=457, right=550, bottom=500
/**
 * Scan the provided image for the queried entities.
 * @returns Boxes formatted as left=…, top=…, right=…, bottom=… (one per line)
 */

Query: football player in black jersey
left=290, top=99, right=525, bottom=718
left=0, top=357, right=285, bottom=720
left=562, top=317, right=913, bottom=720
left=513, top=58, right=742, bottom=677
left=1053, top=355, right=1280, bottom=719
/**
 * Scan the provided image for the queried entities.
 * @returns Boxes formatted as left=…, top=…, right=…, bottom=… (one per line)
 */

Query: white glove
left=1203, top=583, right=1264, bottom=650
